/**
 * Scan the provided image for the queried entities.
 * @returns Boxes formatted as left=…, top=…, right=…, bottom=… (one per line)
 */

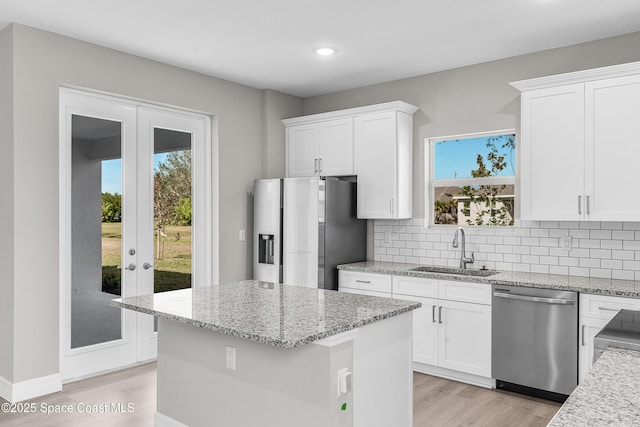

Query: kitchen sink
left=409, top=266, right=499, bottom=277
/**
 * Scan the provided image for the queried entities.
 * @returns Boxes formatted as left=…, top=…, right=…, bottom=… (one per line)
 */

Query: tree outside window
left=429, top=131, right=515, bottom=227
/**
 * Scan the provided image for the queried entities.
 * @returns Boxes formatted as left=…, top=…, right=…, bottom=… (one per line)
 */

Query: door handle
left=143, top=262, right=154, bottom=270
left=432, top=305, right=437, bottom=323
left=578, top=195, right=582, bottom=215
left=117, top=263, right=136, bottom=271
left=319, top=158, right=323, bottom=173
left=314, top=158, right=318, bottom=174
left=438, top=306, right=443, bottom=324
left=586, top=195, right=591, bottom=215
left=493, top=291, right=575, bottom=305
left=581, top=324, right=586, bottom=346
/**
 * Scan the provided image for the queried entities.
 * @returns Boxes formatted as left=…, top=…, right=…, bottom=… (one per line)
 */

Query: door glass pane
left=71, top=115, right=123, bottom=348
left=153, top=128, right=192, bottom=331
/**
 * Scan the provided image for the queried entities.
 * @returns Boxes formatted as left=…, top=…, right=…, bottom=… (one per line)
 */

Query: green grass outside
left=102, top=222, right=192, bottom=295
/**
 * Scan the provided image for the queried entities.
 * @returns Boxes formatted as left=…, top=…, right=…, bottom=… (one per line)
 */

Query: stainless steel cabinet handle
left=117, top=263, right=136, bottom=271
left=581, top=324, right=586, bottom=346
left=598, top=306, right=619, bottom=312
left=493, top=291, right=575, bottom=305
left=586, top=195, right=591, bottom=215
left=314, top=158, right=319, bottom=174
left=578, top=195, right=582, bottom=215
left=143, top=262, right=154, bottom=270
left=355, top=280, right=371, bottom=284
left=319, top=158, right=323, bottom=173
left=432, top=305, right=437, bottom=323
left=438, top=306, right=443, bottom=324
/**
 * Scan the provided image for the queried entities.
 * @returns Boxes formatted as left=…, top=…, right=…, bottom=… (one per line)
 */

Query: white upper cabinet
left=283, top=101, right=418, bottom=219
left=520, top=85, right=585, bottom=220
left=286, top=123, right=319, bottom=177
left=585, top=74, right=640, bottom=220
left=354, top=110, right=415, bottom=219
left=285, top=118, right=354, bottom=177
left=512, top=61, right=640, bottom=221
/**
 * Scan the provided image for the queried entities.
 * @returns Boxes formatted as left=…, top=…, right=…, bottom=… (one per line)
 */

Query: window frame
left=424, top=129, right=516, bottom=228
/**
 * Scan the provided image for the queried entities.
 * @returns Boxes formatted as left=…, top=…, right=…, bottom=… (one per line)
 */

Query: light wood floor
left=1, top=364, right=560, bottom=426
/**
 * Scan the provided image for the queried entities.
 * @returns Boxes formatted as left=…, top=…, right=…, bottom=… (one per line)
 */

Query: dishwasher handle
left=493, top=291, right=575, bottom=305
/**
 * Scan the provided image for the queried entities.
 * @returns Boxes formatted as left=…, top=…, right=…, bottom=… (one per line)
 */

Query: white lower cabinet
left=437, top=299, right=491, bottom=377
left=579, top=293, right=640, bottom=383
left=401, top=294, right=439, bottom=367
left=392, top=276, right=492, bottom=382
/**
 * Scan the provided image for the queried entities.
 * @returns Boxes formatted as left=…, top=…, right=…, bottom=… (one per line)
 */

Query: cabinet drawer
left=438, top=280, right=491, bottom=305
left=339, top=271, right=392, bottom=293
left=580, top=293, right=640, bottom=320
left=392, top=275, right=439, bottom=299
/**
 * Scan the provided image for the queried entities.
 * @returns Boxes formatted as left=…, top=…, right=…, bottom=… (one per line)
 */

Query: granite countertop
left=112, top=280, right=420, bottom=348
left=548, top=348, right=640, bottom=426
left=338, top=261, right=640, bottom=298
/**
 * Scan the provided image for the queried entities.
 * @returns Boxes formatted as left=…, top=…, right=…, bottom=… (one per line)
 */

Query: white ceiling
left=1, top=0, right=640, bottom=97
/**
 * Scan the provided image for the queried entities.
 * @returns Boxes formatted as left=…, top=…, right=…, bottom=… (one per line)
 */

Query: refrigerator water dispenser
left=258, top=234, right=275, bottom=264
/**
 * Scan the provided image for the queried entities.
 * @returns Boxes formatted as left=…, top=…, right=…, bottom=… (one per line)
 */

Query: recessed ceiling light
left=315, top=47, right=336, bottom=56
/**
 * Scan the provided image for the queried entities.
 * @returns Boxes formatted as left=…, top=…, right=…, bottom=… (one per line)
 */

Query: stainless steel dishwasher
left=492, top=284, right=578, bottom=402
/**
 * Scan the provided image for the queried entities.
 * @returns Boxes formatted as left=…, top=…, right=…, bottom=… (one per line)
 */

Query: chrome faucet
left=452, top=227, right=474, bottom=269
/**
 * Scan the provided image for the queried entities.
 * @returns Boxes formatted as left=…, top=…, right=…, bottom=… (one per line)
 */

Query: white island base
left=154, top=312, right=413, bottom=427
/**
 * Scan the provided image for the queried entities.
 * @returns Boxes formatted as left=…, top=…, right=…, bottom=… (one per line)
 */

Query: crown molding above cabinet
left=510, top=61, right=640, bottom=92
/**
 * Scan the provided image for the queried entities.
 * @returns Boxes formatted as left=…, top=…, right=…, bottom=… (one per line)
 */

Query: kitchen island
left=112, top=280, right=420, bottom=427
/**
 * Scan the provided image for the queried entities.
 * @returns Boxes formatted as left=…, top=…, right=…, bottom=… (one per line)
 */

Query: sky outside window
left=434, top=134, right=515, bottom=180
left=101, top=153, right=169, bottom=194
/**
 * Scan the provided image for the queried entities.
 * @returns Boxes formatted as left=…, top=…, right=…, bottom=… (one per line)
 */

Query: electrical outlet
left=560, top=236, right=572, bottom=250
left=337, top=368, right=352, bottom=396
left=239, top=229, right=246, bottom=242
left=384, top=231, right=391, bottom=244
left=226, top=346, right=236, bottom=370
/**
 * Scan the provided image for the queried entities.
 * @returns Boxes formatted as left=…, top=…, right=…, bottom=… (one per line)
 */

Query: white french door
left=60, top=89, right=211, bottom=380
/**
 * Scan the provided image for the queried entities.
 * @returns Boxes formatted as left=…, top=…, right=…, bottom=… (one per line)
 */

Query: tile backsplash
left=373, top=219, right=640, bottom=280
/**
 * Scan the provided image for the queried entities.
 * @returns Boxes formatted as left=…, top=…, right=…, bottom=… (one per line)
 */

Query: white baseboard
left=413, top=362, right=495, bottom=389
left=155, top=412, right=190, bottom=427
left=0, top=373, right=62, bottom=403
left=0, top=375, right=12, bottom=402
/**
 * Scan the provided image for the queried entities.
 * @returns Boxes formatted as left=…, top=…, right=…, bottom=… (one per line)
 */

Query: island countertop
left=548, top=348, right=640, bottom=426
left=112, top=279, right=420, bottom=348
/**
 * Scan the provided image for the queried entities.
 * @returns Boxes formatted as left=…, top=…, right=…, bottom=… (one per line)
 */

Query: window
left=427, top=130, right=516, bottom=226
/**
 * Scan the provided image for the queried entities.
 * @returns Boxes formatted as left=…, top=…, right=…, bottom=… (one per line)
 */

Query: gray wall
left=302, top=31, right=640, bottom=221
left=4, top=22, right=270, bottom=383
left=0, top=24, right=15, bottom=382
left=261, top=89, right=303, bottom=179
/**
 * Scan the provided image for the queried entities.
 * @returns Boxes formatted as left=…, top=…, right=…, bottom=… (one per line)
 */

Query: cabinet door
left=438, top=300, right=491, bottom=377
left=395, top=294, right=439, bottom=366
left=585, top=74, right=640, bottom=220
left=286, top=124, right=318, bottom=177
left=520, top=84, right=585, bottom=220
left=578, top=317, right=609, bottom=384
left=355, top=111, right=397, bottom=218
left=318, top=118, right=354, bottom=176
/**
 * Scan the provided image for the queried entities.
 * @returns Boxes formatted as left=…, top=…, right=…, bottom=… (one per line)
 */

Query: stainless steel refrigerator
left=253, top=177, right=367, bottom=290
